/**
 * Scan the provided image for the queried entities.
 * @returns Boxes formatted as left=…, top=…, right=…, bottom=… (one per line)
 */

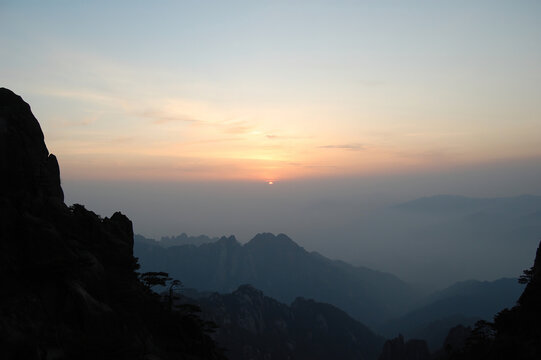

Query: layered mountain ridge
left=135, top=232, right=419, bottom=326
left=382, top=278, right=523, bottom=350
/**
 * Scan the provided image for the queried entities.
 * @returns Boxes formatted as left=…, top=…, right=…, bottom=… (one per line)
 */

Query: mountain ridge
left=396, top=194, right=541, bottom=215
left=134, top=231, right=419, bottom=327
left=381, top=277, right=524, bottom=350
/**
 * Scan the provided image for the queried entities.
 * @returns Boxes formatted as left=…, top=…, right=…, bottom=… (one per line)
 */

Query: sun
left=267, top=180, right=274, bottom=185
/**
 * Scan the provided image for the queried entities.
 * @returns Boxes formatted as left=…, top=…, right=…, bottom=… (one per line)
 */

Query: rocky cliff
left=433, top=241, right=541, bottom=359
left=185, top=284, right=385, bottom=360
left=0, top=88, right=224, bottom=360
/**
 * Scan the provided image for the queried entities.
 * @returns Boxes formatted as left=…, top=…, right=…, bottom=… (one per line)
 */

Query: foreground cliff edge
left=441, top=240, right=541, bottom=360
left=0, top=88, right=225, bottom=359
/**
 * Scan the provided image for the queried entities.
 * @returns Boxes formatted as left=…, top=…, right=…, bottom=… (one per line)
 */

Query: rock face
left=0, top=88, right=63, bottom=205
left=187, top=284, right=385, bottom=360
left=378, top=335, right=430, bottom=360
left=0, top=88, right=224, bottom=360
left=431, top=325, right=472, bottom=359
left=488, top=240, right=541, bottom=358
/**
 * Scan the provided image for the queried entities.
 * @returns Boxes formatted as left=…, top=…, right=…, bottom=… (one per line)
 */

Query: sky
left=2, top=0, right=540, bottom=182
left=2, top=1, right=541, bottom=287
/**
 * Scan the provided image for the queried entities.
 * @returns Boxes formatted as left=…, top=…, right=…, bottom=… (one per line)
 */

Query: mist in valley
left=64, top=157, right=541, bottom=290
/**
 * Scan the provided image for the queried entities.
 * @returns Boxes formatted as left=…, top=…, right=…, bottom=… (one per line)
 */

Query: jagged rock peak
left=215, top=235, right=240, bottom=246
left=233, top=284, right=265, bottom=298
left=291, top=296, right=317, bottom=307
left=0, top=88, right=64, bottom=204
left=246, top=232, right=300, bottom=249
left=441, top=325, right=471, bottom=355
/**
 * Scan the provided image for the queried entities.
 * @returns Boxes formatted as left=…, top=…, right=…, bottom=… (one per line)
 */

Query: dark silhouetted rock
left=0, top=88, right=64, bottom=205
left=0, top=88, right=224, bottom=360
left=185, top=284, right=385, bottom=360
left=431, top=325, right=472, bottom=359
left=489, top=240, right=541, bottom=358
left=378, top=334, right=430, bottom=360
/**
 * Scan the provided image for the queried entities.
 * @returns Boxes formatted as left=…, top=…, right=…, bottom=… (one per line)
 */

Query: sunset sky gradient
left=2, top=0, right=540, bottom=183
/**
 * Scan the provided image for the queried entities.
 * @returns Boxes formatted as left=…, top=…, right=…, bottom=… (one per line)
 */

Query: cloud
left=318, top=143, right=364, bottom=151
left=139, top=110, right=198, bottom=124
left=219, top=119, right=253, bottom=135
left=111, top=136, right=134, bottom=143
left=285, top=161, right=338, bottom=169
left=223, top=124, right=252, bottom=134
left=266, top=134, right=313, bottom=140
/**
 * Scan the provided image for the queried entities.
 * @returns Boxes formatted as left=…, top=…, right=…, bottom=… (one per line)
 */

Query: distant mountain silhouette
left=136, top=233, right=219, bottom=247
left=388, top=194, right=541, bottom=286
left=396, top=194, right=541, bottom=215
left=429, top=241, right=541, bottom=359
left=376, top=241, right=541, bottom=359
left=381, top=278, right=523, bottom=349
left=0, top=88, right=224, bottom=359
left=181, top=284, right=385, bottom=360
left=134, top=233, right=420, bottom=326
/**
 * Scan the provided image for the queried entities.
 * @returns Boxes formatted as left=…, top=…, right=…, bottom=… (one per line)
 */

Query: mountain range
left=396, top=194, right=541, bottom=215
left=389, top=193, right=541, bottom=285
left=382, top=278, right=524, bottom=349
left=135, top=232, right=419, bottom=327
left=431, top=240, right=541, bottom=359
left=134, top=231, right=524, bottom=340
left=135, top=233, right=219, bottom=247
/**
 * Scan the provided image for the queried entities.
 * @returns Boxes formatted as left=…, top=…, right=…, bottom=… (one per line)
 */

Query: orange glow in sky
left=2, top=2, right=540, bottom=182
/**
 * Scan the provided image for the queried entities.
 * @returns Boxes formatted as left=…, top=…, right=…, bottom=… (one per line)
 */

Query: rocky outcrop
left=378, top=334, right=430, bottom=360
left=0, top=88, right=224, bottom=360
left=187, top=284, right=385, bottom=360
left=0, top=88, right=63, bottom=205
left=487, top=241, right=541, bottom=359
left=431, top=325, right=472, bottom=359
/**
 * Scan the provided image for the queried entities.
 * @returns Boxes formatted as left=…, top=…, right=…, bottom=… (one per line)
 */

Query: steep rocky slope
left=0, top=88, right=224, bottom=360
left=184, top=285, right=385, bottom=360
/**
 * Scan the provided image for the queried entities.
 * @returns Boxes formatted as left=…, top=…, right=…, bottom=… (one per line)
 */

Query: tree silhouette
left=518, top=266, right=534, bottom=284
left=167, top=279, right=183, bottom=311
left=139, top=271, right=171, bottom=290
